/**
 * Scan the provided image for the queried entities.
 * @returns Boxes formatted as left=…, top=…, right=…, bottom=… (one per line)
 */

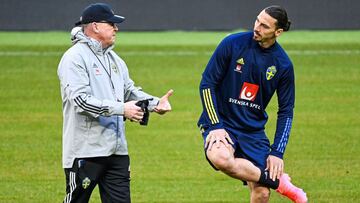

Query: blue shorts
left=202, top=127, right=270, bottom=170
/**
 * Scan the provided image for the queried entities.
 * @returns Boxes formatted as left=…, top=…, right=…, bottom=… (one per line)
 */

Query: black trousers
left=63, top=155, right=130, bottom=203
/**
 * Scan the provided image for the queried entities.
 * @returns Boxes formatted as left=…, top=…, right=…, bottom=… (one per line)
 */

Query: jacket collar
left=71, top=27, right=114, bottom=55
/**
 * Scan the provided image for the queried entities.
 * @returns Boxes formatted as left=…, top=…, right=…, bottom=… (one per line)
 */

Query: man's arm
left=266, top=64, right=295, bottom=180
left=199, top=37, right=232, bottom=131
left=270, top=65, right=295, bottom=159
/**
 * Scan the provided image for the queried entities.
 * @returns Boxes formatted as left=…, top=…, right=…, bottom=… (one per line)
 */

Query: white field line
left=0, top=50, right=359, bottom=57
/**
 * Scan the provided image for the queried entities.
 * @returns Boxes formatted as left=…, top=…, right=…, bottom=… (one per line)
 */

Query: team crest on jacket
left=234, top=58, right=245, bottom=73
left=266, top=66, right=277, bottom=80
left=111, top=64, right=118, bottom=74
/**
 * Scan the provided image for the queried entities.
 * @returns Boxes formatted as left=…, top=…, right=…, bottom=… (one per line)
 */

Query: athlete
left=198, top=5, right=307, bottom=203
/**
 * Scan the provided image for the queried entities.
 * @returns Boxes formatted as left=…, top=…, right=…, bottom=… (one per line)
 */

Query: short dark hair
left=264, top=5, right=291, bottom=31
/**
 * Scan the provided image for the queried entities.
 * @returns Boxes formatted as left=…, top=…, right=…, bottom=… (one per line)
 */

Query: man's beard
left=253, top=31, right=276, bottom=43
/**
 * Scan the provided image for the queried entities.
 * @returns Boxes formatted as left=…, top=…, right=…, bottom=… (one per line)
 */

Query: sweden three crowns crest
left=266, top=66, right=277, bottom=80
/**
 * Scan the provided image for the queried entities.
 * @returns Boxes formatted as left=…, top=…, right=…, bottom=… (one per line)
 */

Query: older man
left=58, top=3, right=172, bottom=203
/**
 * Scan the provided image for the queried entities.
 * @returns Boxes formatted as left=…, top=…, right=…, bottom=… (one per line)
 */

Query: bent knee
left=206, top=146, right=234, bottom=170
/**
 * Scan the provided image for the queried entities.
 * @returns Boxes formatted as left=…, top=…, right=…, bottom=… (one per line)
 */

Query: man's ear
left=92, top=22, right=100, bottom=33
left=275, top=28, right=283, bottom=37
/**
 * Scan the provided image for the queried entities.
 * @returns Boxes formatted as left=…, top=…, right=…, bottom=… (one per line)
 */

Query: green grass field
left=0, top=30, right=359, bottom=202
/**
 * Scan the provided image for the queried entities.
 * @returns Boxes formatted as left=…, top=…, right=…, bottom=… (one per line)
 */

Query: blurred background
left=1, top=0, right=360, bottom=31
left=1, top=0, right=359, bottom=202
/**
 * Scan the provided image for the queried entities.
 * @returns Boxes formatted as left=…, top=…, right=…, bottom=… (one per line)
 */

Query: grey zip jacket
left=58, top=29, right=159, bottom=168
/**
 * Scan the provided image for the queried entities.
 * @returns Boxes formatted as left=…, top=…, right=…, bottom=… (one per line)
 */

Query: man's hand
left=124, top=101, right=144, bottom=122
left=266, top=155, right=284, bottom=181
left=205, top=129, right=234, bottom=151
left=154, top=89, right=173, bottom=115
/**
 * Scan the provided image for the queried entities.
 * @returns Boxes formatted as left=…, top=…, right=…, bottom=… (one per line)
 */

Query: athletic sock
left=258, top=170, right=279, bottom=189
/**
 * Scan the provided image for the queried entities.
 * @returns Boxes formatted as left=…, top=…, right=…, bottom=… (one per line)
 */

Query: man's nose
left=254, top=24, right=260, bottom=32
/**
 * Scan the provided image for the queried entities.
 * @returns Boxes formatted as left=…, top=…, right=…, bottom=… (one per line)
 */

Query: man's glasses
left=97, top=21, right=116, bottom=28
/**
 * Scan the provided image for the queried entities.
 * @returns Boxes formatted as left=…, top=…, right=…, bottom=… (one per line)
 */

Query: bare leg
left=206, top=141, right=261, bottom=182
left=206, top=140, right=307, bottom=203
left=248, top=182, right=270, bottom=203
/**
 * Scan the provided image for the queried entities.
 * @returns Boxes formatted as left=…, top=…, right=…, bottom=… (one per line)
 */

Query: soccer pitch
left=0, top=30, right=359, bottom=202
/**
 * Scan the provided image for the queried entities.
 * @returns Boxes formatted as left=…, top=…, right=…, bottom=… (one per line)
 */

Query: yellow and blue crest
left=266, top=66, right=277, bottom=80
left=82, top=177, right=91, bottom=189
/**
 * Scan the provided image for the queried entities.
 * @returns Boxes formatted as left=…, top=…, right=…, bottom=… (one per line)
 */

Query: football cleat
left=276, top=173, right=308, bottom=203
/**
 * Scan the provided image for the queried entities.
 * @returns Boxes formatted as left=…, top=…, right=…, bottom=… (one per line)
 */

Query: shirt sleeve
left=199, top=37, right=232, bottom=131
left=270, top=65, right=295, bottom=159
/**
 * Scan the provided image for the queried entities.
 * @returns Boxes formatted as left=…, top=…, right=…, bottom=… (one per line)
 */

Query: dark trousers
left=63, top=155, right=130, bottom=203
